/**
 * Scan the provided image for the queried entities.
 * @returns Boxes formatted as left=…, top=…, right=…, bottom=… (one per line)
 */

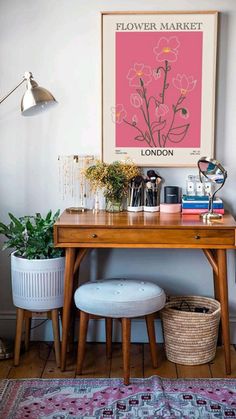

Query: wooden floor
left=1, top=343, right=236, bottom=380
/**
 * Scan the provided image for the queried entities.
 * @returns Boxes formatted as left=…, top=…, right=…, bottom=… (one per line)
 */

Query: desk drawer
left=58, top=228, right=235, bottom=245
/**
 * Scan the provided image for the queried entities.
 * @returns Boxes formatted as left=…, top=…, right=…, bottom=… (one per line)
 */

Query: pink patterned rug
left=0, top=376, right=236, bottom=418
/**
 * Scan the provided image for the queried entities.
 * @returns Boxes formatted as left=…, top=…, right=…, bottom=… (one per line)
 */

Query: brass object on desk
left=66, top=207, right=87, bottom=214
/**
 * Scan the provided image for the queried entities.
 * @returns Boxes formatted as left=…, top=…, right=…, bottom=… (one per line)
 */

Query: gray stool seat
left=74, top=278, right=166, bottom=385
left=74, top=278, right=166, bottom=317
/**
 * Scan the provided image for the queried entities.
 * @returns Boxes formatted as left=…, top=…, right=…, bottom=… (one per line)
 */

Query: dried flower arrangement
left=84, top=160, right=140, bottom=208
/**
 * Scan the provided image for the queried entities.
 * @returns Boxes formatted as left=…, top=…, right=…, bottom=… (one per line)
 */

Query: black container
left=164, top=186, right=180, bottom=204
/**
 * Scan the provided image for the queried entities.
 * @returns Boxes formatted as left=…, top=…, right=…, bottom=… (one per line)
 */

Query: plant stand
left=11, top=254, right=65, bottom=366
left=14, top=308, right=61, bottom=367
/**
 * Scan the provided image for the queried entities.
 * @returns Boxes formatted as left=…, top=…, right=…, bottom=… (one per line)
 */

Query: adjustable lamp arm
left=0, top=72, right=32, bottom=104
left=0, top=78, right=25, bottom=104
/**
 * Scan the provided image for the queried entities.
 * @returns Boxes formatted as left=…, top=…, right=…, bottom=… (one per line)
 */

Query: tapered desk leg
left=211, top=251, right=222, bottom=346
left=216, top=249, right=231, bottom=375
left=61, top=247, right=76, bottom=371
left=68, top=249, right=88, bottom=352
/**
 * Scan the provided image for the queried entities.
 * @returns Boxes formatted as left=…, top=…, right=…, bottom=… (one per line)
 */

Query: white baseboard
left=1, top=311, right=236, bottom=343
left=0, top=311, right=163, bottom=342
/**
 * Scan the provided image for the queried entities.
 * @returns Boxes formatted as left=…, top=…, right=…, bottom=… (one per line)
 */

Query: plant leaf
left=167, top=124, right=190, bottom=143
left=0, top=210, right=63, bottom=259
left=8, top=213, right=24, bottom=230
left=134, top=135, right=145, bottom=142
left=151, top=120, right=166, bottom=133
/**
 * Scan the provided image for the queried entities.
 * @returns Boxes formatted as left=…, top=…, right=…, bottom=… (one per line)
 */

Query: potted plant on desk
left=0, top=210, right=65, bottom=366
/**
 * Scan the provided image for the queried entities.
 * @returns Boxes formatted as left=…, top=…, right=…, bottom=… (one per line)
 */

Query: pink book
left=182, top=208, right=224, bottom=215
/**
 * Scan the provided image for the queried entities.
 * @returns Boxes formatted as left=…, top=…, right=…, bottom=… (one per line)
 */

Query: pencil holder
left=144, top=181, right=160, bottom=212
left=127, top=177, right=143, bottom=212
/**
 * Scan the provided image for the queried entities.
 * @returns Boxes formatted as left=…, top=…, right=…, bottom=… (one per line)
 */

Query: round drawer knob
left=91, top=233, right=97, bottom=238
left=194, top=235, right=200, bottom=240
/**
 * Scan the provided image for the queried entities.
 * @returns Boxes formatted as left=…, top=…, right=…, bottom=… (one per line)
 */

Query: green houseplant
left=0, top=210, right=64, bottom=259
left=0, top=210, right=64, bottom=367
left=0, top=210, right=65, bottom=311
left=84, top=160, right=140, bottom=212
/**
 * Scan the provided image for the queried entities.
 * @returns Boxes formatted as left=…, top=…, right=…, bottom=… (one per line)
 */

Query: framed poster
left=101, top=11, right=218, bottom=167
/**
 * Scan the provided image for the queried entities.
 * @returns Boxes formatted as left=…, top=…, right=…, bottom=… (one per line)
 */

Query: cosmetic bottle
left=195, top=176, right=205, bottom=196
left=204, top=180, right=213, bottom=196
left=186, top=175, right=195, bottom=196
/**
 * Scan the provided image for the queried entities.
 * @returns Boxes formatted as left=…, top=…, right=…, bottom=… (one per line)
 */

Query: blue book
left=182, top=195, right=210, bottom=201
left=182, top=202, right=224, bottom=209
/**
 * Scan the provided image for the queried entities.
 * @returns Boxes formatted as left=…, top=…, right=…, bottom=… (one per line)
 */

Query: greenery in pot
left=84, top=160, right=140, bottom=205
left=0, top=210, right=64, bottom=259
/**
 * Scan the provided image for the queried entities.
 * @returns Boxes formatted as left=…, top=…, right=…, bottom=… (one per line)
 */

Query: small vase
left=105, top=198, right=123, bottom=213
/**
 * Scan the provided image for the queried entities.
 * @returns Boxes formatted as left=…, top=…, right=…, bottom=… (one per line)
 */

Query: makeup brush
left=145, top=180, right=153, bottom=206
left=129, top=179, right=134, bottom=207
left=147, top=169, right=157, bottom=179
left=146, top=171, right=162, bottom=206
left=132, top=175, right=143, bottom=206
left=147, top=170, right=162, bottom=183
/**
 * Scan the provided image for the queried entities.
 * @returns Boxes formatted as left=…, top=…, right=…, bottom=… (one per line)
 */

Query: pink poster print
left=102, top=12, right=217, bottom=166
left=115, top=31, right=202, bottom=148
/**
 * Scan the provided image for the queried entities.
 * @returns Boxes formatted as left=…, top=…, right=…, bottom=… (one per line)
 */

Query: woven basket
left=161, top=295, right=221, bottom=365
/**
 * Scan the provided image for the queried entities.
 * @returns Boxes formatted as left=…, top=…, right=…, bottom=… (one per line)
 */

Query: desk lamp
left=0, top=71, right=57, bottom=359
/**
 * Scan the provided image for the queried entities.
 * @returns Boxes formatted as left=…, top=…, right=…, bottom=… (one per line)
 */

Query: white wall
left=0, top=0, right=236, bottom=341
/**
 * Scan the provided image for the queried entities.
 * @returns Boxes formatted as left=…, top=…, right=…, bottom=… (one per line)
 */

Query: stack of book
left=182, top=195, right=224, bottom=215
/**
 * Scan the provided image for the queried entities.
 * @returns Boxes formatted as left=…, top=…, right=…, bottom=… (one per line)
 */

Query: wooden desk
left=54, top=210, right=236, bottom=373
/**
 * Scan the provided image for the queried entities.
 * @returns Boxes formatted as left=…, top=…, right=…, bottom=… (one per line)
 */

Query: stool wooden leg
left=122, top=318, right=131, bottom=386
left=14, top=308, right=25, bottom=366
left=24, top=313, right=31, bottom=352
left=105, top=318, right=113, bottom=359
left=51, top=309, right=61, bottom=368
left=76, top=310, right=89, bottom=374
left=145, top=313, right=158, bottom=368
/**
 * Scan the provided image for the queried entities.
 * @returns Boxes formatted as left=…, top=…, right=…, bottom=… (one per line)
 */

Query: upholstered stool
left=74, top=278, right=166, bottom=385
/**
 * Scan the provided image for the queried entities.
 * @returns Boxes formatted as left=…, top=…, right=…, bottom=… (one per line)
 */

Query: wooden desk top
left=55, top=210, right=236, bottom=229
left=54, top=210, right=236, bottom=249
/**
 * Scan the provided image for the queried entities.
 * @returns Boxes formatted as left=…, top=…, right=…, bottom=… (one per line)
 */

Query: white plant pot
left=11, top=253, right=65, bottom=311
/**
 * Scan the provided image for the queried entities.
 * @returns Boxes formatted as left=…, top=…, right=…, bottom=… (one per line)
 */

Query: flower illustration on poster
left=112, top=31, right=201, bottom=149
left=111, top=104, right=127, bottom=124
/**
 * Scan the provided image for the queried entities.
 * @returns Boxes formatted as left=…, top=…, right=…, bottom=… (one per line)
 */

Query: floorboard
left=42, top=344, right=76, bottom=379
left=210, top=345, right=236, bottom=378
left=76, top=343, right=111, bottom=378
left=143, top=343, right=177, bottom=378
left=176, top=363, right=212, bottom=379
left=110, top=343, right=143, bottom=379
left=1, top=343, right=236, bottom=380
left=0, top=358, right=13, bottom=379
left=6, top=342, right=51, bottom=379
